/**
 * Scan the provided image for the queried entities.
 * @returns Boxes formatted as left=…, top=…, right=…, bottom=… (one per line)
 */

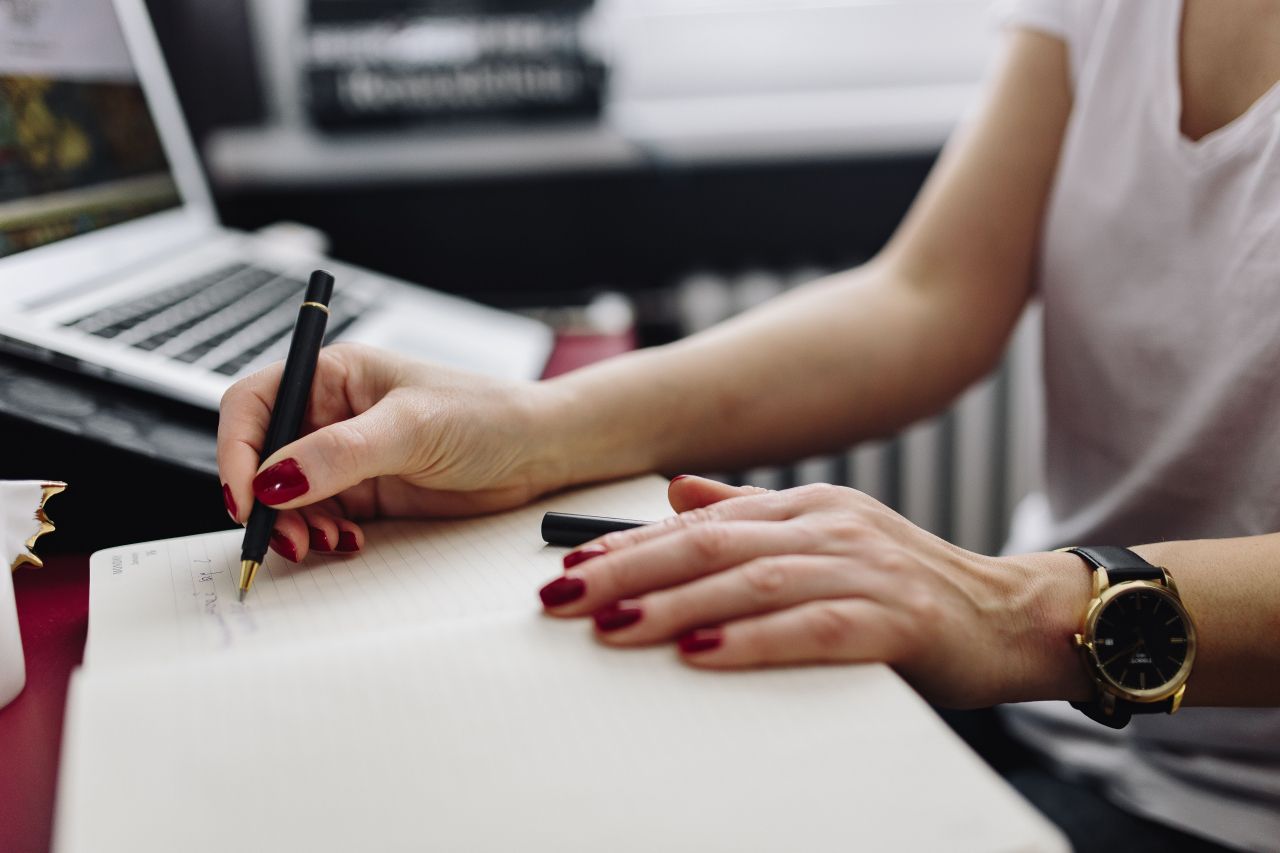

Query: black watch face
left=1092, top=586, right=1191, bottom=693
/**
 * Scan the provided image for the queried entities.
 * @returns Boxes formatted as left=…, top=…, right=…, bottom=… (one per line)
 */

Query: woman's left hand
left=539, top=476, right=1093, bottom=708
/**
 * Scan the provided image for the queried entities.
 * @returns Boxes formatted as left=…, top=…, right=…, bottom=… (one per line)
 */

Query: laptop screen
left=0, top=0, right=183, bottom=260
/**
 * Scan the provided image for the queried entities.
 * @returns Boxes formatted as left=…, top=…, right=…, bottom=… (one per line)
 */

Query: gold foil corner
left=12, top=552, right=43, bottom=570
left=40, top=481, right=68, bottom=506
left=24, top=519, right=57, bottom=551
left=10, top=481, right=66, bottom=571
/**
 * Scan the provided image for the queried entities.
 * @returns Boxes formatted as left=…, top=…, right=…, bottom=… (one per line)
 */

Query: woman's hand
left=217, top=343, right=565, bottom=562
left=539, top=476, right=1094, bottom=708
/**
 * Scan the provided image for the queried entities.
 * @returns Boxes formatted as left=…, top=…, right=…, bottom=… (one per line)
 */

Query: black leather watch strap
left=1070, top=696, right=1176, bottom=729
left=1065, top=545, right=1179, bottom=728
left=1066, top=545, right=1164, bottom=583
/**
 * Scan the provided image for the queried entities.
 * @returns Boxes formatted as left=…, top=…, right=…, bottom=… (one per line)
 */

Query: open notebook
left=54, top=476, right=1066, bottom=852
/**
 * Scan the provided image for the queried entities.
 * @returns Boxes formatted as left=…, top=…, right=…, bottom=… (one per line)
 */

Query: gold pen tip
left=238, top=559, right=260, bottom=602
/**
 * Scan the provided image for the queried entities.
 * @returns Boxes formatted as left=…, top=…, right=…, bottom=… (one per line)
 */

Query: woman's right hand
left=217, top=342, right=565, bottom=562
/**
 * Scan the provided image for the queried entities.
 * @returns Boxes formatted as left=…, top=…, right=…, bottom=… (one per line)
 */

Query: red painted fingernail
left=594, top=601, right=643, bottom=632
left=563, top=547, right=606, bottom=570
left=309, top=527, right=332, bottom=552
left=222, top=483, right=237, bottom=520
left=270, top=530, right=299, bottom=563
left=670, top=474, right=689, bottom=482
left=252, top=458, right=309, bottom=505
left=678, top=628, right=723, bottom=654
left=336, top=531, right=359, bottom=553
left=539, top=576, right=586, bottom=607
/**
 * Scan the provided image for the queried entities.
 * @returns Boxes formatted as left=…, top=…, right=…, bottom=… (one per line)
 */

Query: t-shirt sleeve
left=990, top=0, right=1103, bottom=87
left=991, top=0, right=1072, bottom=41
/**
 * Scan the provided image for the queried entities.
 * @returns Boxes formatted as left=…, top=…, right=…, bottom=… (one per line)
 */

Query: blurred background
left=8, top=0, right=1047, bottom=554
left=155, top=0, right=994, bottom=312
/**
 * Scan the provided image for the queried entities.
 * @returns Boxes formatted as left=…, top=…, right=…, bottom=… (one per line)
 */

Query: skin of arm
left=534, top=29, right=1073, bottom=487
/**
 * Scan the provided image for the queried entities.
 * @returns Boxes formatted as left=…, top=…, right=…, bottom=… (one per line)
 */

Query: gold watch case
left=1072, top=567, right=1197, bottom=708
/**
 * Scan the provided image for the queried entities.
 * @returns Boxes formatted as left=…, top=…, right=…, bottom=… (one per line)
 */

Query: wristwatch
left=1060, top=546, right=1197, bottom=729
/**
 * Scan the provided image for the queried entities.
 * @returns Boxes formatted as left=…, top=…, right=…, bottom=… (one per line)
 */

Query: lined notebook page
left=86, top=477, right=675, bottom=670
left=56, top=613, right=1067, bottom=853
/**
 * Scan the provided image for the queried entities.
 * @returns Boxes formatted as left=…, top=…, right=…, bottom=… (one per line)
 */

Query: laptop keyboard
left=65, top=263, right=362, bottom=376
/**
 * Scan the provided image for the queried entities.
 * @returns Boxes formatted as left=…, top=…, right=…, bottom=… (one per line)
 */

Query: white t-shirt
left=995, top=1, right=1280, bottom=849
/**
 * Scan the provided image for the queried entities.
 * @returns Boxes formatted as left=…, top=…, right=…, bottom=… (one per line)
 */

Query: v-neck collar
left=1165, top=0, right=1280, bottom=163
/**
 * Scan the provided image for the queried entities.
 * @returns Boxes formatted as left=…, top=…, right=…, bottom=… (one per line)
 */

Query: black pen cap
left=305, top=269, right=335, bottom=305
left=541, top=512, right=649, bottom=547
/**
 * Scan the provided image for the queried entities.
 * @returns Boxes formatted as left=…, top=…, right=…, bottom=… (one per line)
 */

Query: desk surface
left=0, top=331, right=633, bottom=853
left=0, top=557, right=88, bottom=853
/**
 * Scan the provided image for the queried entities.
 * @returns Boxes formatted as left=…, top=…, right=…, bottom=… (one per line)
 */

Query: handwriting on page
left=184, top=536, right=256, bottom=649
left=86, top=477, right=676, bottom=670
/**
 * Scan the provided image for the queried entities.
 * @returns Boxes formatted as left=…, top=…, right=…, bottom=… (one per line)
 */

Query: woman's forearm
left=532, top=29, right=1075, bottom=489
left=1017, top=534, right=1280, bottom=707
left=538, top=258, right=1023, bottom=487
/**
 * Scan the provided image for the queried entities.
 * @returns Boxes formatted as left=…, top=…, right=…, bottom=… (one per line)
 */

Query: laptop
left=0, top=0, right=553, bottom=411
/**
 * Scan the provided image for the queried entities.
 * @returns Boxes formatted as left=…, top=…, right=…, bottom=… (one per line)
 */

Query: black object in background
left=312, top=0, right=594, bottom=13
left=217, top=155, right=936, bottom=311
left=0, top=354, right=228, bottom=552
left=305, top=0, right=605, bottom=129
left=143, top=0, right=265, bottom=149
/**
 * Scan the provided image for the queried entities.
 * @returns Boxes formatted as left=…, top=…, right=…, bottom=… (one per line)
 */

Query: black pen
left=239, top=270, right=334, bottom=601
left=541, top=511, right=650, bottom=547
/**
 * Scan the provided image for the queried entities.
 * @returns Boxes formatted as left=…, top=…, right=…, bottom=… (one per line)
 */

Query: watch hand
left=1103, top=641, right=1142, bottom=668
